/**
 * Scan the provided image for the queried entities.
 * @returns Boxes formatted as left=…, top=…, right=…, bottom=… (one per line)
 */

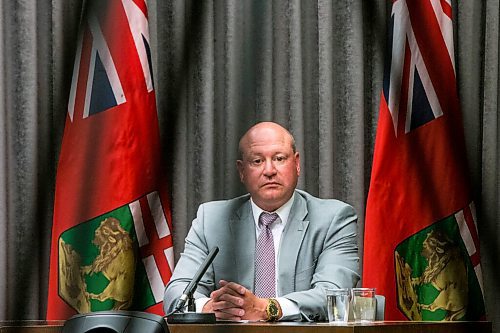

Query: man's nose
left=263, top=159, right=277, bottom=175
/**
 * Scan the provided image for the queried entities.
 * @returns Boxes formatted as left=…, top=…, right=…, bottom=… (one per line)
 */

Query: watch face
left=269, top=302, right=278, bottom=315
left=268, top=299, right=279, bottom=320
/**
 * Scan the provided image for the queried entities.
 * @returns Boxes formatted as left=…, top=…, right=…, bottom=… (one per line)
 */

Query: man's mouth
left=261, top=182, right=280, bottom=188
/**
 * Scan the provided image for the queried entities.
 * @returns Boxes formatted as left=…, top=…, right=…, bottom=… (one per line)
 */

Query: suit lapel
left=278, top=193, right=309, bottom=296
left=229, top=200, right=256, bottom=291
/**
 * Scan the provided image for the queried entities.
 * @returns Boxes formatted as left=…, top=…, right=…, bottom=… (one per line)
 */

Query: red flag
left=47, top=0, right=174, bottom=319
left=363, top=0, right=485, bottom=321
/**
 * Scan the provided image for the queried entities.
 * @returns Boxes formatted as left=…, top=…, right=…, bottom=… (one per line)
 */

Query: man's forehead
left=246, top=128, right=289, bottom=144
left=244, top=141, right=293, bottom=157
left=248, top=142, right=288, bottom=151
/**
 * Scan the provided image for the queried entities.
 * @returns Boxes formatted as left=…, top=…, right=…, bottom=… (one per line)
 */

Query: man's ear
left=295, top=152, right=301, bottom=176
left=236, top=160, right=245, bottom=182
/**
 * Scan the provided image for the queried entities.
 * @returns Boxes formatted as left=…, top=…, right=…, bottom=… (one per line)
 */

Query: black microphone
left=166, top=246, right=219, bottom=324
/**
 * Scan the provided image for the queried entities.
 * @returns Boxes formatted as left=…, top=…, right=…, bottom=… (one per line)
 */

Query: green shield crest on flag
left=394, top=214, right=485, bottom=321
left=58, top=204, right=157, bottom=313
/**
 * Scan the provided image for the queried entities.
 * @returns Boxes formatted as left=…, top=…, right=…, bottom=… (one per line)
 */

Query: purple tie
left=254, top=212, right=279, bottom=298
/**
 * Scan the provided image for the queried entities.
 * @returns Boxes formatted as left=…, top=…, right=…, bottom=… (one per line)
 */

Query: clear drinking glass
left=351, top=288, right=376, bottom=322
left=326, top=288, right=351, bottom=323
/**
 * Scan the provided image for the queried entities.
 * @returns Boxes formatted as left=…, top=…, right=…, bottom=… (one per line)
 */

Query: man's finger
left=210, top=289, right=240, bottom=301
left=212, top=294, right=243, bottom=307
left=214, top=310, right=242, bottom=321
left=219, top=280, right=246, bottom=295
left=211, top=284, right=245, bottom=300
left=214, top=307, right=245, bottom=318
left=211, top=300, right=237, bottom=311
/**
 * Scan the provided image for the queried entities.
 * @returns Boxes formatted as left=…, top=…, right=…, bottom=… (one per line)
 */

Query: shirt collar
left=250, top=192, right=295, bottom=229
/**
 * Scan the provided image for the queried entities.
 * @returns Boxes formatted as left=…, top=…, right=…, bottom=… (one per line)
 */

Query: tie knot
left=259, top=212, right=279, bottom=227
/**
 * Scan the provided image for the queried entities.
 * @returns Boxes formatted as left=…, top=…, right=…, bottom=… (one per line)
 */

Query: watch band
left=266, top=298, right=280, bottom=321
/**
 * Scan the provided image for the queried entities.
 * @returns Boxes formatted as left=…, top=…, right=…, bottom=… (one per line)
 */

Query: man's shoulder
left=294, top=189, right=356, bottom=220
left=295, top=189, right=352, bottom=208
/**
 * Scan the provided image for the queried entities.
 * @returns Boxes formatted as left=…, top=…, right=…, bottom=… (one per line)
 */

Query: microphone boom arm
left=172, top=246, right=220, bottom=313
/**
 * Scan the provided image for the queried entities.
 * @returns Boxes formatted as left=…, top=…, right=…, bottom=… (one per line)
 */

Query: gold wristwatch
left=266, top=298, right=280, bottom=321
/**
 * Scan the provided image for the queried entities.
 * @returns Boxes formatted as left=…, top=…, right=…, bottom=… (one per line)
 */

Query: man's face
left=237, top=124, right=300, bottom=212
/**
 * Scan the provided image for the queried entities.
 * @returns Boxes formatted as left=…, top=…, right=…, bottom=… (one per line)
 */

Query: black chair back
left=62, top=311, right=168, bottom=333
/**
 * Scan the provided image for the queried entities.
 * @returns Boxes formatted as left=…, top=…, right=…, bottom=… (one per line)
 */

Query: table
left=167, top=321, right=492, bottom=333
left=0, top=321, right=63, bottom=333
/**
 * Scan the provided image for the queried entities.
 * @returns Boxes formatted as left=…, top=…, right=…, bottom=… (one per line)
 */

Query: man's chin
left=256, top=191, right=290, bottom=207
left=259, top=188, right=282, bottom=198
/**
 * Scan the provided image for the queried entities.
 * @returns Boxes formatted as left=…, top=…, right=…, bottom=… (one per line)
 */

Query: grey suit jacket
left=163, top=189, right=360, bottom=321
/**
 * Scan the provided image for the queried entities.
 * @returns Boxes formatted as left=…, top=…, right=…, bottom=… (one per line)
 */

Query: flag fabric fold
left=47, top=0, right=174, bottom=320
left=363, top=0, right=485, bottom=321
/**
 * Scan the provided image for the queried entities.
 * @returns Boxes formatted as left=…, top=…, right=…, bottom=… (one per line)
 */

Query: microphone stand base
left=166, top=312, right=216, bottom=324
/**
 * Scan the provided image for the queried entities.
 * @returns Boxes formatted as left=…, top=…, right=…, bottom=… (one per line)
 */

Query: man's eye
left=275, top=156, right=286, bottom=162
left=251, top=159, right=262, bottom=165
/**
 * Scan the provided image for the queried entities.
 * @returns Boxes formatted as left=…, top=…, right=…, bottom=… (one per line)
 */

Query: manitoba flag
left=363, top=0, right=485, bottom=321
left=47, top=0, right=174, bottom=319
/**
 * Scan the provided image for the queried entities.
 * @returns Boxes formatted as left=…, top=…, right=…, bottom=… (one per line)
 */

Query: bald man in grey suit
left=164, top=122, right=360, bottom=321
